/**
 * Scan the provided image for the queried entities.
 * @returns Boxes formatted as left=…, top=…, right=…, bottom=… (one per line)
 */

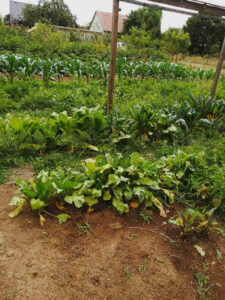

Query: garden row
left=0, top=54, right=217, bottom=84
left=10, top=149, right=224, bottom=237
left=1, top=96, right=224, bottom=157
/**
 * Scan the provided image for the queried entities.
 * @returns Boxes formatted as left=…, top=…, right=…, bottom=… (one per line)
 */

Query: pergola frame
left=107, top=0, right=225, bottom=113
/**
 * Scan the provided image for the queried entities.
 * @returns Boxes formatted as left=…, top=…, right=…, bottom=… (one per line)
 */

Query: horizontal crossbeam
left=120, top=0, right=197, bottom=16
left=147, top=0, right=225, bottom=17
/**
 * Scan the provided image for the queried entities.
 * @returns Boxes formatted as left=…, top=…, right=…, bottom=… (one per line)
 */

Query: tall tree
left=161, top=28, right=190, bottom=61
left=184, top=14, right=225, bottom=55
left=123, top=7, right=162, bottom=39
left=23, top=0, right=78, bottom=27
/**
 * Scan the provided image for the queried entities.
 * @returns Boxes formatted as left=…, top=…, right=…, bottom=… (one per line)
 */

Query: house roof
left=10, top=0, right=35, bottom=21
left=95, top=11, right=127, bottom=33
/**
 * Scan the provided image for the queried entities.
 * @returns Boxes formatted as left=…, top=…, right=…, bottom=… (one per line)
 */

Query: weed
left=193, top=263, right=214, bottom=300
left=140, top=209, right=153, bottom=224
left=138, top=255, right=149, bottom=273
left=154, top=257, right=167, bottom=265
left=77, top=222, right=92, bottom=236
left=124, top=267, right=132, bottom=280
left=5, top=289, right=18, bottom=300
left=129, top=233, right=138, bottom=241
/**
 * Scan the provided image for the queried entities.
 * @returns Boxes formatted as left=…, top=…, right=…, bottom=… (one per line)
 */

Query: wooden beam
left=147, top=0, right=225, bottom=17
left=107, top=0, right=119, bottom=113
left=211, top=36, right=225, bottom=98
left=120, top=0, right=196, bottom=16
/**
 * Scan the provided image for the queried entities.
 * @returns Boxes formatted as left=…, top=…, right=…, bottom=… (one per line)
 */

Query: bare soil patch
left=0, top=168, right=225, bottom=300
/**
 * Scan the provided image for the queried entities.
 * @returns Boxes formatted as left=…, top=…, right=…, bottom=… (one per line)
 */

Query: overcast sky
left=0, top=0, right=224, bottom=31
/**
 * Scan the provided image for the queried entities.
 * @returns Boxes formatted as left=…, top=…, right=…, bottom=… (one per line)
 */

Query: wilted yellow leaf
left=152, top=197, right=166, bottom=217
left=176, top=217, right=184, bottom=226
left=56, top=201, right=64, bottom=211
left=198, top=220, right=208, bottom=227
left=40, top=214, right=46, bottom=228
left=87, top=207, right=94, bottom=213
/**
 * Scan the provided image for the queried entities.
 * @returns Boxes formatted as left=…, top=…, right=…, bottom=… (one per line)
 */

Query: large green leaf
left=139, top=177, right=159, bottom=190
left=103, top=190, right=111, bottom=201
left=85, top=196, right=98, bottom=207
left=9, top=196, right=27, bottom=206
left=9, top=204, right=25, bottom=217
left=30, top=199, right=47, bottom=211
left=112, top=198, right=129, bottom=213
left=106, top=174, right=121, bottom=187
left=56, top=214, right=71, bottom=224
left=65, top=193, right=85, bottom=208
left=133, top=187, right=148, bottom=202
left=9, top=117, right=24, bottom=132
left=15, top=178, right=37, bottom=199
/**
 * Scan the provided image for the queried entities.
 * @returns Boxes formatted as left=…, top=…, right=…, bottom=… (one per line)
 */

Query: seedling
left=77, top=222, right=92, bottom=236
left=140, top=209, right=152, bottom=224
left=138, top=255, right=149, bottom=273
left=193, top=263, right=214, bottom=300
left=129, top=233, right=138, bottom=241
left=124, top=267, right=132, bottom=280
left=154, top=257, right=167, bottom=265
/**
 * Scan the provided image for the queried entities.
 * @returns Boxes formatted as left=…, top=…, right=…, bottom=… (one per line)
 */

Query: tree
left=161, top=28, right=190, bottom=62
left=30, top=22, right=65, bottom=56
left=121, top=27, right=158, bottom=58
left=4, top=14, right=10, bottom=23
left=23, top=0, right=78, bottom=27
left=123, top=7, right=162, bottom=39
left=184, top=14, right=225, bottom=56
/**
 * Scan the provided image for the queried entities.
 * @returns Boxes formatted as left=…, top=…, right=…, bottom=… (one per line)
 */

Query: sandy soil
left=0, top=168, right=225, bottom=300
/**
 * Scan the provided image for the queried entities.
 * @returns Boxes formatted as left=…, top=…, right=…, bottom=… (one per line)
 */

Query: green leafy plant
left=169, top=207, right=223, bottom=238
left=77, top=222, right=92, bottom=236
left=193, top=263, right=213, bottom=300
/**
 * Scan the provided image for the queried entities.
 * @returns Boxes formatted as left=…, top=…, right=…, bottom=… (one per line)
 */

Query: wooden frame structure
left=107, top=0, right=225, bottom=113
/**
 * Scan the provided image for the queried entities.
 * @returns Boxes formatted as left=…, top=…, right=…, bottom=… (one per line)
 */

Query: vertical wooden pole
left=107, top=0, right=119, bottom=114
left=211, top=36, right=225, bottom=98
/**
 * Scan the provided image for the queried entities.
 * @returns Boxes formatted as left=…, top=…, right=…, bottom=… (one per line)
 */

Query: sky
left=0, top=0, right=224, bottom=32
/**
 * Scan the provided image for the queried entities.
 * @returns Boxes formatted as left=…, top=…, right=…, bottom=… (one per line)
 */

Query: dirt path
left=0, top=169, right=225, bottom=300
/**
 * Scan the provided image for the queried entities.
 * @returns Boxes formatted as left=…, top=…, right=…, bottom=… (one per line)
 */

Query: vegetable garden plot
left=0, top=54, right=218, bottom=84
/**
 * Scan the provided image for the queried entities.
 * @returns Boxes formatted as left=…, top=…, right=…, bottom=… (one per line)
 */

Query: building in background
left=89, top=11, right=127, bottom=33
left=10, top=0, right=35, bottom=23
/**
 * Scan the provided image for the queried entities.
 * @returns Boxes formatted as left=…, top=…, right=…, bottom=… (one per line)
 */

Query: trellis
left=107, top=0, right=225, bottom=113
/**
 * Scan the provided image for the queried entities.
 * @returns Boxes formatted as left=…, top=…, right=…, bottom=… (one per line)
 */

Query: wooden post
left=211, top=36, right=225, bottom=98
left=107, top=0, right=119, bottom=114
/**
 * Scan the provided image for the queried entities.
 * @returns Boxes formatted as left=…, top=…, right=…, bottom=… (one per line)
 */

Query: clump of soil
left=0, top=168, right=224, bottom=300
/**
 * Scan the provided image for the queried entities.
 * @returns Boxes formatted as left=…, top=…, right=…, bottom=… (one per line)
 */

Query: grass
left=193, top=263, right=214, bottom=300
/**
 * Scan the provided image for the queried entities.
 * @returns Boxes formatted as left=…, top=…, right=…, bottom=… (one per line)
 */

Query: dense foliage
left=184, top=14, right=225, bottom=56
left=161, top=28, right=191, bottom=62
left=123, top=7, right=162, bottom=39
left=0, top=54, right=217, bottom=84
left=0, top=20, right=224, bottom=229
left=22, top=0, right=78, bottom=27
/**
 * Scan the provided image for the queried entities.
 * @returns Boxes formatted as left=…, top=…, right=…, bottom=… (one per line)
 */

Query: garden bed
left=0, top=169, right=225, bottom=300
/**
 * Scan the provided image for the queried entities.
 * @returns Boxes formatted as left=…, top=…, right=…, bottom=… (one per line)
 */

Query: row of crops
left=0, top=54, right=217, bottom=84
left=1, top=96, right=224, bottom=157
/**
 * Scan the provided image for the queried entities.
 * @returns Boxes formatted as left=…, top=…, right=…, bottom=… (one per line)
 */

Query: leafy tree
left=184, top=14, right=225, bottom=55
left=161, top=28, right=190, bottom=62
left=4, top=14, right=10, bottom=23
left=30, top=22, right=65, bottom=56
left=121, top=27, right=158, bottom=58
left=123, top=7, right=162, bottom=39
left=23, top=0, right=78, bottom=27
